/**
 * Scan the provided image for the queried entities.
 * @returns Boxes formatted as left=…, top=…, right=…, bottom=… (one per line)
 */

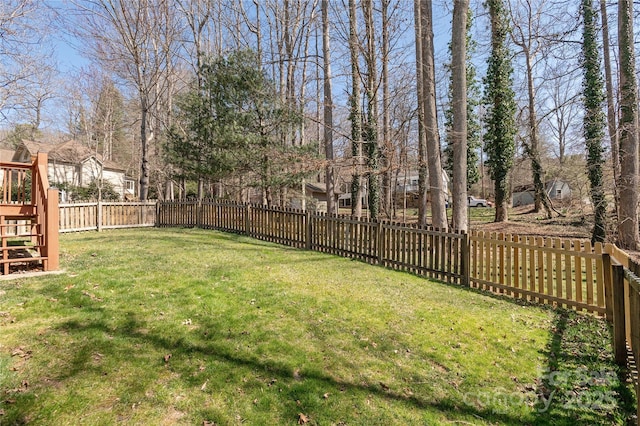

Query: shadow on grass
left=4, top=310, right=532, bottom=425
left=531, top=309, right=636, bottom=425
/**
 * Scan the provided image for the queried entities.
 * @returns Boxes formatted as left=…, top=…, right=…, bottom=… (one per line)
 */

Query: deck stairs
left=0, top=153, right=59, bottom=275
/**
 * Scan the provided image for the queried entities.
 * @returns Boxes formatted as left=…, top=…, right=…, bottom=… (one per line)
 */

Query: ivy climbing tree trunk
left=581, top=0, right=607, bottom=244
left=483, top=0, right=517, bottom=223
left=349, top=0, right=363, bottom=218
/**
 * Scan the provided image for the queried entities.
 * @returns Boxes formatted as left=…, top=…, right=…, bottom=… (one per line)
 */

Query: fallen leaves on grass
left=298, top=413, right=309, bottom=424
left=82, top=290, right=103, bottom=302
left=11, top=347, right=32, bottom=359
left=164, top=354, right=172, bottom=363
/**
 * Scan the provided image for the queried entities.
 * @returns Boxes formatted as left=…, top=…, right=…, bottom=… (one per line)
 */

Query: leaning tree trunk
left=420, top=0, right=447, bottom=230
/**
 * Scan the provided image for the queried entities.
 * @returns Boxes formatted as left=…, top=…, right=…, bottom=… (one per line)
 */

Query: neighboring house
left=512, top=178, right=572, bottom=207
left=12, top=139, right=136, bottom=201
left=394, top=169, right=451, bottom=207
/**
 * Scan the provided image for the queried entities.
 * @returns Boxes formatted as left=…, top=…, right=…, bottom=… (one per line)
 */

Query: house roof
left=0, top=148, right=14, bottom=162
left=305, top=181, right=344, bottom=195
left=15, top=139, right=126, bottom=172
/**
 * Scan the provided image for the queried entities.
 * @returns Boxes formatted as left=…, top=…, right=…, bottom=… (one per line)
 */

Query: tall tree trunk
left=381, top=0, right=392, bottom=219
left=451, top=0, right=469, bottom=232
left=414, top=0, right=428, bottom=226
left=349, top=0, right=363, bottom=218
left=363, top=0, right=379, bottom=220
left=524, top=51, right=552, bottom=218
left=617, top=0, right=639, bottom=250
left=581, top=0, right=607, bottom=243
left=321, top=0, right=336, bottom=215
left=600, top=0, right=619, bottom=214
left=484, top=0, right=516, bottom=223
left=139, top=94, right=150, bottom=201
left=420, top=0, right=447, bottom=229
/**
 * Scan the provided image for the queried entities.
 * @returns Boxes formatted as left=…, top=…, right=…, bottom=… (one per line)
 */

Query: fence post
left=377, top=221, right=384, bottom=266
left=612, top=263, right=628, bottom=367
left=603, top=253, right=614, bottom=322
left=305, top=211, right=312, bottom=250
left=245, top=204, right=251, bottom=236
left=196, top=200, right=203, bottom=229
left=461, top=231, right=470, bottom=287
left=97, top=200, right=103, bottom=232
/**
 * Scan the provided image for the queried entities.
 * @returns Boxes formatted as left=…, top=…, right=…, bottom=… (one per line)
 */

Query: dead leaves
left=163, top=353, right=172, bottom=363
left=11, top=347, right=32, bottom=360
left=81, top=290, right=103, bottom=302
left=297, top=413, right=309, bottom=424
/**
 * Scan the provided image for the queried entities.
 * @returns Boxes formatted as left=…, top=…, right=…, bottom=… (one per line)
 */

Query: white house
left=512, top=178, right=572, bottom=207
left=12, top=140, right=135, bottom=201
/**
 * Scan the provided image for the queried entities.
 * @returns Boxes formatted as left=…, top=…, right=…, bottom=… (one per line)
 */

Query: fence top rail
left=623, top=268, right=640, bottom=294
left=61, top=201, right=157, bottom=207
left=383, top=222, right=466, bottom=238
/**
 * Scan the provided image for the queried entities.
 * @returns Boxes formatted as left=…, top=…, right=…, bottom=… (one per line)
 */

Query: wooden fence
left=610, top=256, right=640, bottom=420
left=59, top=201, right=157, bottom=232
left=157, top=200, right=467, bottom=284
left=469, top=231, right=608, bottom=315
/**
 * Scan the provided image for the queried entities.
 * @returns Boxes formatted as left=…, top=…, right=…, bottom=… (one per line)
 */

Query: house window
left=125, top=180, right=135, bottom=192
left=556, top=189, right=562, bottom=197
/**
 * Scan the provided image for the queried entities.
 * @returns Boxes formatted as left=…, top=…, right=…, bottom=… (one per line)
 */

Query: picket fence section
left=469, top=231, right=607, bottom=315
left=157, top=200, right=467, bottom=284
left=59, top=201, right=156, bottom=232
left=63, top=199, right=625, bottom=317
left=58, top=198, right=640, bottom=416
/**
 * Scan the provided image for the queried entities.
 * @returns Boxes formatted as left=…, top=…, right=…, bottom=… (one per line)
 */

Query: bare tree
left=450, top=0, right=469, bottom=232
left=418, top=0, right=447, bottom=229
left=617, top=0, right=639, bottom=250
left=509, top=0, right=556, bottom=218
left=414, top=0, right=427, bottom=225
left=72, top=0, right=181, bottom=201
left=321, top=0, right=336, bottom=215
left=0, top=1, right=57, bottom=127
left=599, top=0, right=619, bottom=213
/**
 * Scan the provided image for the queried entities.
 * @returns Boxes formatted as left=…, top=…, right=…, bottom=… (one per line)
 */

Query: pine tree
left=483, top=0, right=516, bottom=222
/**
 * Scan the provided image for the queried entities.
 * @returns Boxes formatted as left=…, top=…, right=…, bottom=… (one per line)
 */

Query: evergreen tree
left=483, top=0, right=517, bottom=222
left=166, top=50, right=313, bottom=204
left=581, top=0, right=607, bottom=243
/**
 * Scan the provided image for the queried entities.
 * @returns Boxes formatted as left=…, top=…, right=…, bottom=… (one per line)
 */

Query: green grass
left=0, top=228, right=634, bottom=425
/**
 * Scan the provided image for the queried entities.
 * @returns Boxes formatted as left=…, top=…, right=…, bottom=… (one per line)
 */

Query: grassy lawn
left=0, top=228, right=634, bottom=425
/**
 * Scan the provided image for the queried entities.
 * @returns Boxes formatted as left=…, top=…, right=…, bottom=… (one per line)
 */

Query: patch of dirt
left=470, top=205, right=591, bottom=240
